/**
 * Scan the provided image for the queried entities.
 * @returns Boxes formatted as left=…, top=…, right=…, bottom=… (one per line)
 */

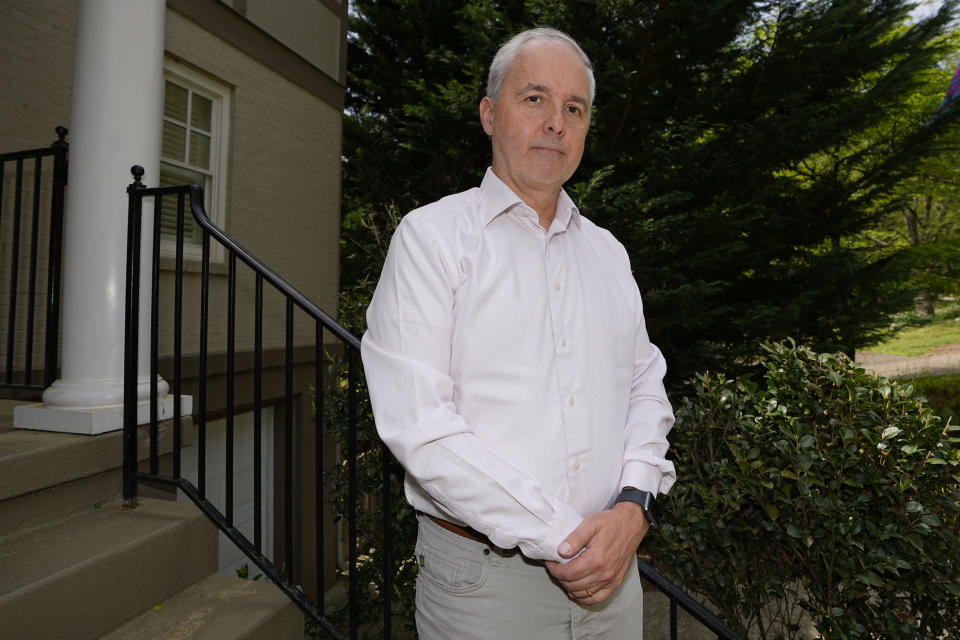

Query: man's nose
left=543, top=106, right=565, bottom=135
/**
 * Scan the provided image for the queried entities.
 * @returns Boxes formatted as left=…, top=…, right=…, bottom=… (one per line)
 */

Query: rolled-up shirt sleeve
left=361, top=215, right=583, bottom=562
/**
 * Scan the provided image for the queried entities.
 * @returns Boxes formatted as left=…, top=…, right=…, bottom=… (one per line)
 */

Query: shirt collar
left=479, top=167, right=581, bottom=230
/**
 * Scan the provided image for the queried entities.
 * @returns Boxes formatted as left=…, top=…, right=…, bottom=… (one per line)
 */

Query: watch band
left=615, top=487, right=658, bottom=530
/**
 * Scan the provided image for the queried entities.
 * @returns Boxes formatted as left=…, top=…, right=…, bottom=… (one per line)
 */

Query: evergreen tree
left=342, top=0, right=960, bottom=387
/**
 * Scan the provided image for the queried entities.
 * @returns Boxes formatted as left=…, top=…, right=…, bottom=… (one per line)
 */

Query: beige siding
left=0, top=1, right=343, bottom=359
left=0, top=0, right=74, bottom=376
left=162, top=7, right=342, bottom=355
left=0, top=0, right=76, bottom=149
left=244, top=0, right=341, bottom=82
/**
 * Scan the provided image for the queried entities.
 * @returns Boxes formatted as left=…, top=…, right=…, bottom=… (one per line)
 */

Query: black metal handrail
left=0, top=127, right=68, bottom=397
left=122, top=165, right=743, bottom=640
left=123, top=165, right=370, bottom=640
left=638, top=559, right=744, bottom=639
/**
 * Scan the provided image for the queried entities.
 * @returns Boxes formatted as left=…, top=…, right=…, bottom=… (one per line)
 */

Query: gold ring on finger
left=585, top=586, right=593, bottom=597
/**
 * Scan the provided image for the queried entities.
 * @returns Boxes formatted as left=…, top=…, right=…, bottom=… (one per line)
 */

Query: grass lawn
left=866, top=300, right=960, bottom=357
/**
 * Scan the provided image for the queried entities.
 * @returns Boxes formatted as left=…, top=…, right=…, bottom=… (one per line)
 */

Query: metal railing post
left=43, top=126, right=68, bottom=389
left=122, top=165, right=146, bottom=503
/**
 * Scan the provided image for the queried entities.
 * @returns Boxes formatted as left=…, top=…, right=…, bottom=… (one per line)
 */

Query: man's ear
left=479, top=96, right=495, bottom=136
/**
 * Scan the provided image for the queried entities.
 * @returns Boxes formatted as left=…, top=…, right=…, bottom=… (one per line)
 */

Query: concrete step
left=0, top=416, right=194, bottom=539
left=0, top=497, right=217, bottom=640
left=98, top=572, right=303, bottom=640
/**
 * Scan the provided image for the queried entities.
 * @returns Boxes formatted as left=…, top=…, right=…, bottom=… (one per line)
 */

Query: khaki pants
left=414, top=514, right=644, bottom=639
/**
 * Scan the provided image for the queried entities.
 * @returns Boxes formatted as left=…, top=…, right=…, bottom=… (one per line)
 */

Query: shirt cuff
left=620, top=460, right=675, bottom=496
left=522, top=502, right=584, bottom=563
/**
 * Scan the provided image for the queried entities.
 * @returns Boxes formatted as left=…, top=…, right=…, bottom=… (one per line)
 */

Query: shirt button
left=560, top=338, right=568, bottom=347
left=573, top=460, right=582, bottom=470
left=553, top=282, right=561, bottom=291
left=568, top=396, right=575, bottom=406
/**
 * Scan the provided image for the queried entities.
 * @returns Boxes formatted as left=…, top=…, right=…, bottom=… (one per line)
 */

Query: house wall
left=0, top=0, right=75, bottom=379
left=161, top=5, right=342, bottom=354
left=1, top=0, right=346, bottom=596
left=0, top=0, right=344, bottom=357
left=0, top=0, right=76, bottom=150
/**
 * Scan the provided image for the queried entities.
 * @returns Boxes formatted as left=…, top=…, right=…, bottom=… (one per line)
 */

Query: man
left=361, top=27, right=675, bottom=639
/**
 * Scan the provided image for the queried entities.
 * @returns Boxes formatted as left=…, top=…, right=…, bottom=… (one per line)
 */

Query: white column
left=15, top=0, right=181, bottom=434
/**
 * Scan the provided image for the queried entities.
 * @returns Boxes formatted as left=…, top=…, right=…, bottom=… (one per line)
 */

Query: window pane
left=189, top=133, right=211, bottom=169
left=162, top=122, right=186, bottom=160
left=191, top=94, right=212, bottom=131
left=159, top=162, right=206, bottom=245
left=164, top=81, right=188, bottom=122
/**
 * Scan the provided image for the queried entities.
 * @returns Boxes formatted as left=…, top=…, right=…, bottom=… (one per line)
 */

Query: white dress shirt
left=361, top=168, right=676, bottom=563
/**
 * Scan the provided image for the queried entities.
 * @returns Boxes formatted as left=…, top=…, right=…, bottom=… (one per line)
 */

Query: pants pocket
left=415, top=527, right=489, bottom=594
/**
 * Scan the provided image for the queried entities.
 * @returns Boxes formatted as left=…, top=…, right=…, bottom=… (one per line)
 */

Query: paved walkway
left=855, top=343, right=960, bottom=379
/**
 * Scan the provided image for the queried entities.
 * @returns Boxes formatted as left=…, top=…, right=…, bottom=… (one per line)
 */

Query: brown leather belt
left=427, top=515, right=493, bottom=546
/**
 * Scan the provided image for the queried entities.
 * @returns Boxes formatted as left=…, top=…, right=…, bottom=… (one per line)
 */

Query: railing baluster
left=0, top=158, right=5, bottom=233
left=671, top=599, right=678, bottom=640
left=173, top=191, right=185, bottom=479
left=315, top=323, right=325, bottom=610
left=149, top=193, right=162, bottom=475
left=348, top=347, right=358, bottom=640
left=254, top=273, right=263, bottom=553
left=44, top=127, right=68, bottom=390
left=6, top=158, right=24, bottom=384
left=122, top=167, right=145, bottom=502
left=382, top=440, right=393, bottom=640
left=23, top=156, right=42, bottom=385
left=0, top=159, right=4, bottom=383
left=198, top=228, right=210, bottom=500
left=226, top=253, right=236, bottom=528
left=285, top=298, right=294, bottom=580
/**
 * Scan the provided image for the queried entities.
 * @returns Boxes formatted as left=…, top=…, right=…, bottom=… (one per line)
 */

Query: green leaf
left=786, top=523, right=804, bottom=539
left=780, top=469, right=799, bottom=480
left=764, top=503, right=780, bottom=521
left=799, top=435, right=816, bottom=449
left=905, top=501, right=923, bottom=512
left=920, top=514, right=942, bottom=527
left=856, top=571, right=882, bottom=586
left=881, top=426, right=901, bottom=440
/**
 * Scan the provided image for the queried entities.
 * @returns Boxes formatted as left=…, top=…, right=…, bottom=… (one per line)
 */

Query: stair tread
left=0, top=417, right=191, bottom=502
left=99, top=573, right=303, bottom=640
left=0, top=497, right=205, bottom=596
left=0, top=497, right=217, bottom=640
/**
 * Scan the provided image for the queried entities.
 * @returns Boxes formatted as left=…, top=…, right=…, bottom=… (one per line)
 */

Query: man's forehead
left=506, top=43, right=591, bottom=99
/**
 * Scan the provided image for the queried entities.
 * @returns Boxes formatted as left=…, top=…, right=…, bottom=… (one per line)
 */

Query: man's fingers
left=569, top=584, right=615, bottom=605
left=558, top=517, right=597, bottom=558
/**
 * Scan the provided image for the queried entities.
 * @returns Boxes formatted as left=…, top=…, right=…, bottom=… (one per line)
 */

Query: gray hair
left=486, top=27, right=595, bottom=106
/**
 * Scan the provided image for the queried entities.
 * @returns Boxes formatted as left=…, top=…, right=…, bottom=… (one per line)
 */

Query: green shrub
left=906, top=373, right=960, bottom=424
left=322, top=356, right=418, bottom=639
left=650, top=340, right=960, bottom=639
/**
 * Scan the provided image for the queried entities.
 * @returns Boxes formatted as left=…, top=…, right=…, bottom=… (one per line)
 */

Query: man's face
left=480, top=40, right=591, bottom=202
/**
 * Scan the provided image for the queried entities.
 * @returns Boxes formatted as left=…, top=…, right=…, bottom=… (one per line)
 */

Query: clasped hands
left=545, top=501, right=649, bottom=605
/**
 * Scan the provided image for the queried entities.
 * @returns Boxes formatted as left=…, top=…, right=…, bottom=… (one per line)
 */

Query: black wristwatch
left=615, top=487, right=658, bottom=530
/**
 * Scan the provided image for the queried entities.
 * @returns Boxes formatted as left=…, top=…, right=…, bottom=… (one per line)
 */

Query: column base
left=13, top=395, right=193, bottom=435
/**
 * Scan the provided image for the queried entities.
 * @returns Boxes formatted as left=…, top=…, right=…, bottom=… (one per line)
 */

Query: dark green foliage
left=342, top=0, right=960, bottom=387
left=321, top=357, right=418, bottom=637
left=907, top=372, right=960, bottom=423
left=651, top=341, right=960, bottom=638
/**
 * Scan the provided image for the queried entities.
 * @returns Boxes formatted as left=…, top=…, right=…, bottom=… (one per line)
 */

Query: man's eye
left=526, top=95, right=543, bottom=103
left=566, top=105, right=581, bottom=115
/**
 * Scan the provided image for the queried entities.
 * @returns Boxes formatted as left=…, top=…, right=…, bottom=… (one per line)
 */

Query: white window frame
left=161, top=59, right=230, bottom=261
